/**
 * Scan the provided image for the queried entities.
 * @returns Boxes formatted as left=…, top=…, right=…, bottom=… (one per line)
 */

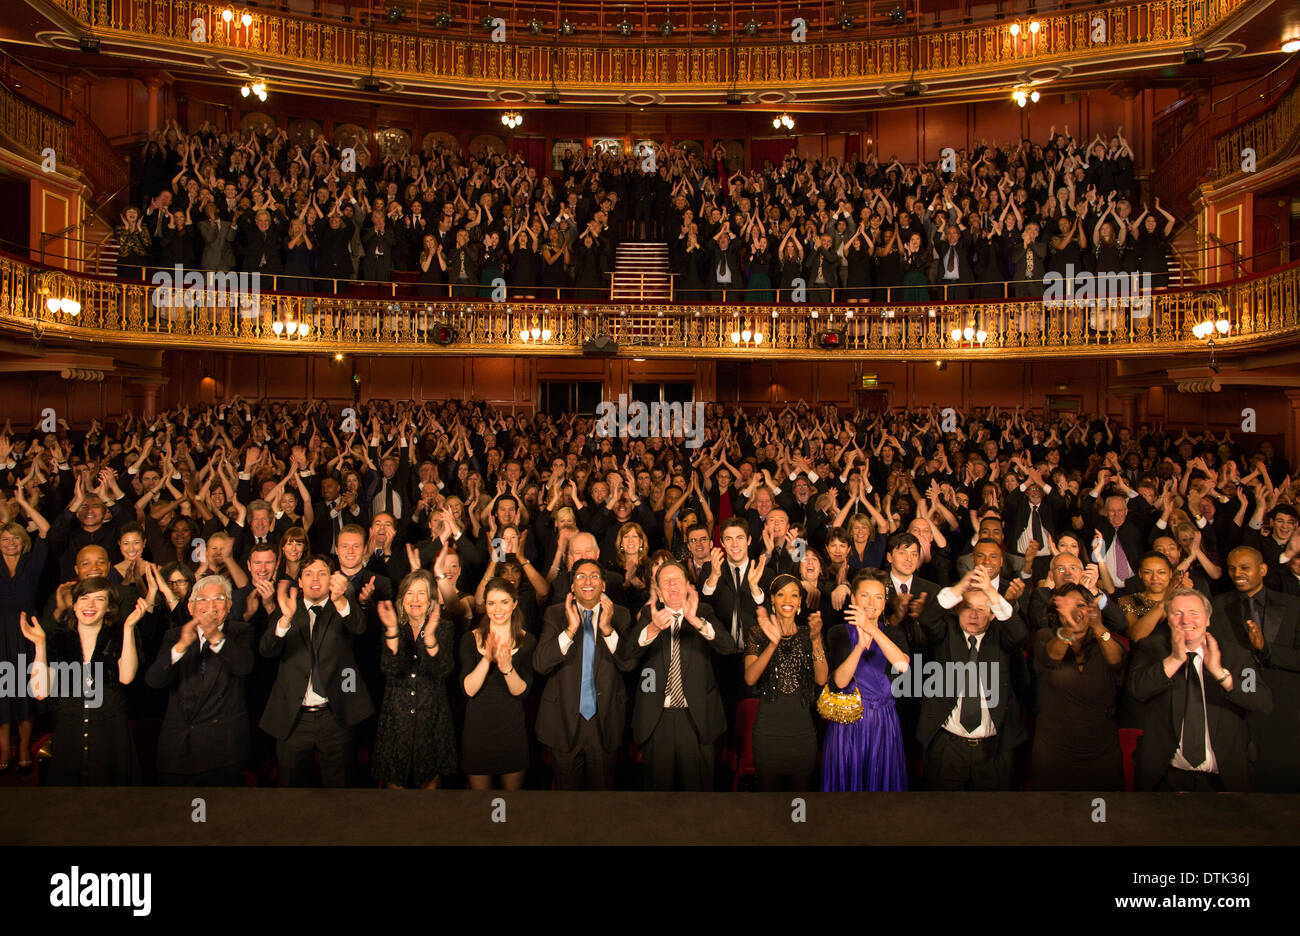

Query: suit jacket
left=702, top=559, right=764, bottom=645
left=532, top=602, right=635, bottom=751
left=619, top=602, right=739, bottom=745
left=915, top=602, right=1029, bottom=755
left=360, top=225, right=397, bottom=282
left=930, top=233, right=976, bottom=284
left=199, top=219, right=238, bottom=271
left=258, top=598, right=374, bottom=738
left=145, top=619, right=254, bottom=773
left=239, top=224, right=285, bottom=276
left=706, top=241, right=744, bottom=290
left=1126, top=628, right=1273, bottom=791
left=1003, top=489, right=1067, bottom=550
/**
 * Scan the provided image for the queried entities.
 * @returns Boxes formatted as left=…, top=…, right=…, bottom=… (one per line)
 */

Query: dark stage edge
left=3, top=791, right=1298, bottom=845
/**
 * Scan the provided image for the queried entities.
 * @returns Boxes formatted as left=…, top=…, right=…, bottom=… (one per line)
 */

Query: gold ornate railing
left=1213, top=68, right=1300, bottom=182
left=0, top=82, right=69, bottom=168
left=52, top=0, right=1249, bottom=90
left=4, top=252, right=1298, bottom=360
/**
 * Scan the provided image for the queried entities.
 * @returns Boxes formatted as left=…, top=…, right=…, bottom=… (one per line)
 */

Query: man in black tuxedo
left=145, top=575, right=254, bottom=786
left=930, top=223, right=976, bottom=301
left=916, top=581, right=1028, bottom=790
left=259, top=555, right=374, bottom=787
left=620, top=561, right=738, bottom=791
left=1128, top=588, right=1273, bottom=791
left=1086, top=488, right=1145, bottom=591
left=945, top=540, right=1028, bottom=617
left=359, top=208, right=396, bottom=283
left=238, top=209, right=285, bottom=278
left=756, top=509, right=800, bottom=581
left=532, top=560, right=635, bottom=789
left=1211, top=547, right=1300, bottom=792
left=700, top=517, right=767, bottom=647
left=706, top=230, right=744, bottom=301
left=884, top=532, right=940, bottom=645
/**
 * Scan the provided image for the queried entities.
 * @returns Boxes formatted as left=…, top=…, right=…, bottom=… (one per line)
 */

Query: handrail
left=39, top=184, right=129, bottom=259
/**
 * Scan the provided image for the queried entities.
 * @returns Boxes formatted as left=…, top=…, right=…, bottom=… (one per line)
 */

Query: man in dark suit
left=916, top=580, right=1028, bottom=790
left=1027, top=552, right=1126, bottom=633
left=259, top=555, right=374, bottom=787
left=1088, top=491, right=1145, bottom=596
left=706, top=230, right=744, bottom=301
left=1128, top=588, right=1273, bottom=791
left=620, top=561, right=738, bottom=791
left=359, top=208, right=396, bottom=283
left=532, top=560, right=635, bottom=789
left=145, top=575, right=254, bottom=785
left=1211, top=547, right=1300, bottom=792
left=1003, top=462, right=1066, bottom=557
left=238, top=209, right=285, bottom=278
left=700, top=517, right=767, bottom=647
left=930, top=223, right=976, bottom=300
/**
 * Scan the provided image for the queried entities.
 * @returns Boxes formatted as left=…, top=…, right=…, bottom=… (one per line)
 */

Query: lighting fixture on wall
left=501, top=110, right=523, bottom=129
left=241, top=80, right=268, bottom=101
left=772, top=113, right=795, bottom=130
left=1283, top=38, right=1300, bottom=54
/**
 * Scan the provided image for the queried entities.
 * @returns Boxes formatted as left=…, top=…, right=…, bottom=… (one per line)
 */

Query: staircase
left=86, top=216, right=118, bottom=276
left=611, top=242, right=672, bottom=301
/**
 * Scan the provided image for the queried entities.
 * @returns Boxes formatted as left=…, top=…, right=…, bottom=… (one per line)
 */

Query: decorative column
left=145, top=75, right=166, bottom=133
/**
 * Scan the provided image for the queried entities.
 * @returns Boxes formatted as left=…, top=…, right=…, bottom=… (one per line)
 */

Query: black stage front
left=3, top=790, right=1296, bottom=845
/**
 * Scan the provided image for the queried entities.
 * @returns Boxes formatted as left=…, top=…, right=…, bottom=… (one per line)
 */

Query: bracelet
left=384, top=630, right=398, bottom=638
left=1054, top=628, right=1074, bottom=644
left=1215, top=671, right=1231, bottom=684
left=502, top=668, right=515, bottom=677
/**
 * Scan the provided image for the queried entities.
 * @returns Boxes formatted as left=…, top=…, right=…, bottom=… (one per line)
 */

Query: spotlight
left=79, top=36, right=100, bottom=53
left=1184, top=48, right=1206, bottom=64
left=707, top=19, right=721, bottom=36
left=616, top=19, right=633, bottom=36
left=434, top=12, right=451, bottom=28
left=560, top=19, right=576, bottom=35
left=386, top=6, right=403, bottom=25
left=744, top=18, right=760, bottom=35
left=839, top=14, right=854, bottom=29
left=1283, top=38, right=1300, bottom=54
left=527, top=18, right=544, bottom=35
left=335, top=352, right=344, bottom=361
left=480, top=15, right=495, bottom=30
left=888, top=7, right=906, bottom=25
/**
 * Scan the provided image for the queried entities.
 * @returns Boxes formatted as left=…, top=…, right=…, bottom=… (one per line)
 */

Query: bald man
left=1210, top=546, right=1300, bottom=792
left=1027, top=552, right=1125, bottom=634
left=547, top=532, right=627, bottom=609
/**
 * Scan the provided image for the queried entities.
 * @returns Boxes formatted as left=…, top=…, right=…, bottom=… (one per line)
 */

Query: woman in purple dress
left=822, top=571, right=911, bottom=791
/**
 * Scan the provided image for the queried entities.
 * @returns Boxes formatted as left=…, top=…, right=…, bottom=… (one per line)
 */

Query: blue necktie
left=579, top=609, right=597, bottom=720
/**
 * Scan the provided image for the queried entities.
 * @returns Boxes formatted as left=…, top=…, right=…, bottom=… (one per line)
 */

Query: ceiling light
left=660, top=20, right=674, bottom=36
left=616, top=19, right=633, bottom=36
left=1284, top=38, right=1300, bottom=54
left=707, top=19, right=721, bottom=36
left=1030, top=89, right=1040, bottom=102
left=744, top=18, right=760, bottom=35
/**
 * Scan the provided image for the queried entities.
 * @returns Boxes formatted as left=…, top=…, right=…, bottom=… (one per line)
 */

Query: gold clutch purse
left=817, top=681, right=864, bottom=724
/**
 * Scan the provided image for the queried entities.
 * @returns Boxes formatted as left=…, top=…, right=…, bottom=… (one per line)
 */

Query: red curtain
left=750, top=138, right=795, bottom=172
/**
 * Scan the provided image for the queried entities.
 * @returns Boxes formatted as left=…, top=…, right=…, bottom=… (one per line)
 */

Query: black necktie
left=308, top=605, right=326, bottom=700
left=199, top=641, right=212, bottom=676
left=899, top=581, right=909, bottom=595
left=731, top=565, right=743, bottom=642
left=383, top=479, right=395, bottom=517
left=960, top=634, right=982, bottom=732
left=1183, top=653, right=1206, bottom=767
left=1030, top=504, right=1043, bottom=545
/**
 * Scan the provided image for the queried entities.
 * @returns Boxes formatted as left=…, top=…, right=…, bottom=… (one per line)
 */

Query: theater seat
left=1119, top=728, right=1142, bottom=792
left=731, top=698, right=760, bottom=791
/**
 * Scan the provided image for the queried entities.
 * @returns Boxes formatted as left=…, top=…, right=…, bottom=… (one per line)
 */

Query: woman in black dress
left=22, top=577, right=147, bottom=786
left=1030, top=584, right=1126, bottom=791
left=373, top=570, right=456, bottom=789
left=1129, top=200, right=1176, bottom=290
left=539, top=229, right=570, bottom=301
left=509, top=222, right=540, bottom=299
left=459, top=577, right=535, bottom=790
left=840, top=227, right=874, bottom=302
left=743, top=575, right=828, bottom=791
left=416, top=234, right=445, bottom=298
left=1, top=512, right=48, bottom=773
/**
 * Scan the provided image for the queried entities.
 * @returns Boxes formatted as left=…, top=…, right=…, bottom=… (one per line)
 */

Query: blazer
left=1127, top=628, right=1273, bottom=790
left=258, top=598, right=374, bottom=738
left=619, top=602, right=739, bottom=745
left=145, top=619, right=255, bottom=774
left=915, top=601, right=1029, bottom=755
left=702, top=559, right=764, bottom=644
left=199, top=219, right=238, bottom=271
left=1211, top=588, right=1300, bottom=673
left=1003, top=489, right=1067, bottom=550
left=532, top=602, right=636, bottom=751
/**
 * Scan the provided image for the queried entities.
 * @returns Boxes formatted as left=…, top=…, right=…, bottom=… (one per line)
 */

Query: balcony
left=5, top=250, right=1298, bottom=361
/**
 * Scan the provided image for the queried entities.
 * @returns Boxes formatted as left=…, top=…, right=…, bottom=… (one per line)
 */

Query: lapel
left=301, top=602, right=329, bottom=655
left=1261, top=591, right=1282, bottom=645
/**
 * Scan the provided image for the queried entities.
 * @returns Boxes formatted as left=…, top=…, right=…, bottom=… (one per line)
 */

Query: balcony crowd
left=118, top=120, right=1177, bottom=306
left=1, top=400, right=1295, bottom=792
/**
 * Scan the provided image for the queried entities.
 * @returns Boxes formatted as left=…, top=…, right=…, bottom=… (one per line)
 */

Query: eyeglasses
left=167, top=579, right=190, bottom=587
left=573, top=573, right=602, bottom=582
left=192, top=597, right=230, bottom=605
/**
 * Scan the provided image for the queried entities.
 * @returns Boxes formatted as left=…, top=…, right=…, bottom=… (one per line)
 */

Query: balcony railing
left=5, top=250, right=1298, bottom=360
left=52, top=0, right=1250, bottom=91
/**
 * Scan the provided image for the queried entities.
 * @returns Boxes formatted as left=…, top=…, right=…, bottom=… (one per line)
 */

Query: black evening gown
left=458, top=631, right=536, bottom=775
left=372, top=615, right=458, bottom=786
left=0, top=538, right=47, bottom=725
left=1029, top=630, right=1125, bottom=791
left=746, top=623, right=818, bottom=778
left=44, top=624, right=141, bottom=786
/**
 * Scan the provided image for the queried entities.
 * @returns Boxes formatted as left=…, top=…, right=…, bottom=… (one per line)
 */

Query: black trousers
left=548, top=716, right=616, bottom=791
left=159, top=764, right=244, bottom=787
left=1156, top=767, right=1225, bottom=792
left=276, top=708, right=355, bottom=788
left=924, top=730, right=1013, bottom=791
left=643, top=709, right=713, bottom=792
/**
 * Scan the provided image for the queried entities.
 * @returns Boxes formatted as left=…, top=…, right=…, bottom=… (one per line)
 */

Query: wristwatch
left=1098, top=630, right=1111, bottom=642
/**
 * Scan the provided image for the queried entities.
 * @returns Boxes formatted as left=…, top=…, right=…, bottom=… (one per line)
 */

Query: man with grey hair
left=145, top=574, right=254, bottom=785
left=234, top=498, right=281, bottom=562
left=1127, top=587, right=1273, bottom=791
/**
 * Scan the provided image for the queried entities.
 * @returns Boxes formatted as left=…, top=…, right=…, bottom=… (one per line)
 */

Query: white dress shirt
left=942, top=629, right=995, bottom=739
left=558, top=602, right=620, bottom=656
left=170, top=623, right=226, bottom=664
left=1171, top=647, right=1219, bottom=774
left=936, top=582, right=1014, bottom=621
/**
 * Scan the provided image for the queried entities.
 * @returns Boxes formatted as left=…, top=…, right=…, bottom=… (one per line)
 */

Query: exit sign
left=862, top=375, right=879, bottom=388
